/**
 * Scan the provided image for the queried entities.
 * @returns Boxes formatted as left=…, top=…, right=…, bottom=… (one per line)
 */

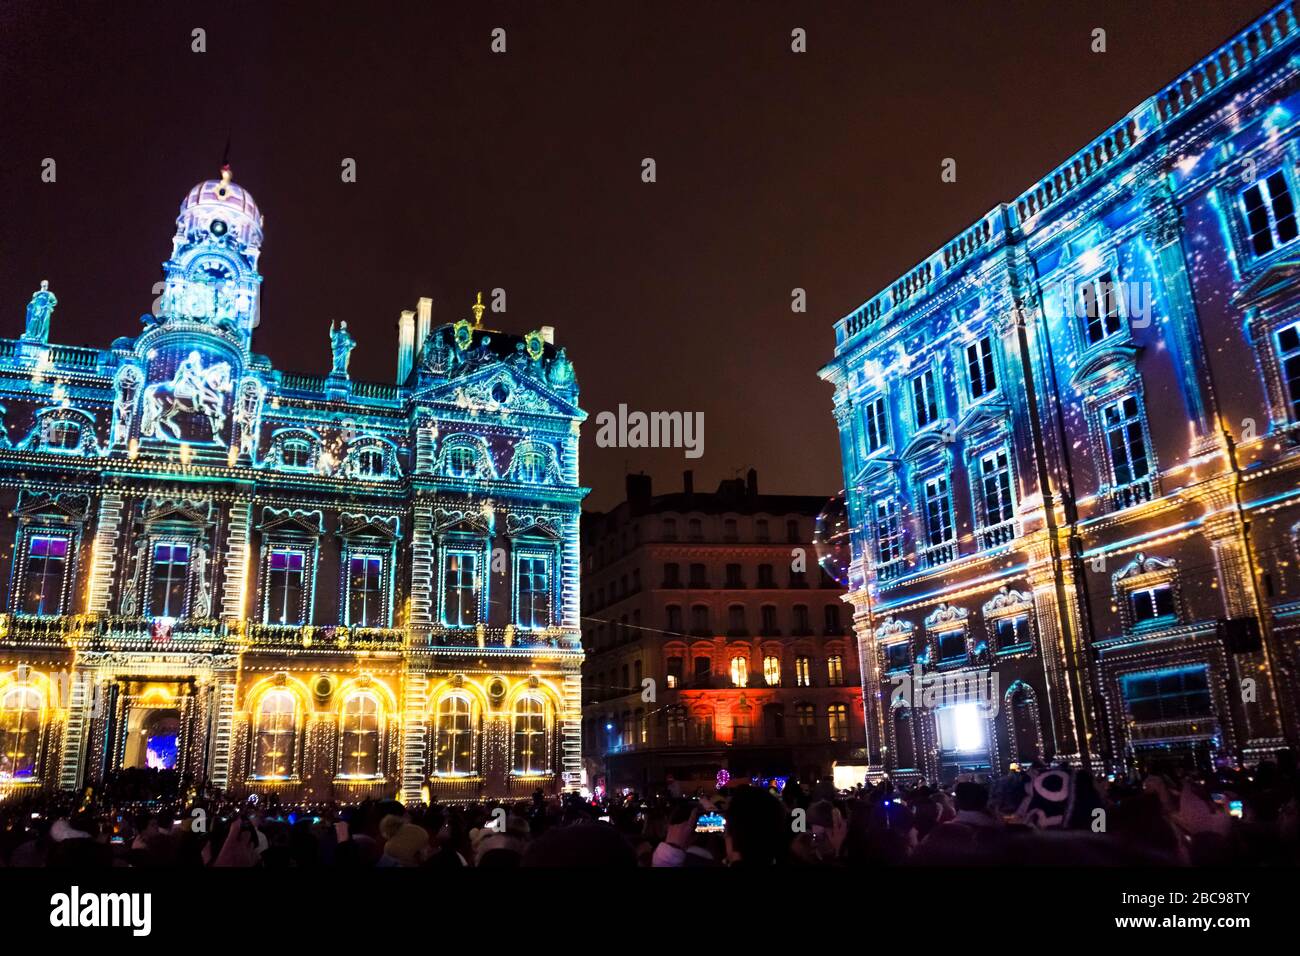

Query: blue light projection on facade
left=820, top=2, right=1300, bottom=781
left=0, top=165, right=587, bottom=802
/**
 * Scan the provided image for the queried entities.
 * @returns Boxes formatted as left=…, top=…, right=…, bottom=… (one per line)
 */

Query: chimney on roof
left=626, top=472, right=652, bottom=509
left=747, top=468, right=758, bottom=497
left=683, top=470, right=694, bottom=496
left=397, top=310, right=416, bottom=383
left=415, top=297, right=433, bottom=356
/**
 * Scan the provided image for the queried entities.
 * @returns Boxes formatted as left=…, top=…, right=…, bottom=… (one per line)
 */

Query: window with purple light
left=348, top=554, right=385, bottom=627
left=22, top=534, right=69, bottom=617
left=266, top=548, right=307, bottom=625
left=150, top=542, right=190, bottom=618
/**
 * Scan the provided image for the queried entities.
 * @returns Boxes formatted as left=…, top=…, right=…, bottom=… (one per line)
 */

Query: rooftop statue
left=23, top=280, right=56, bottom=343
left=329, top=320, right=357, bottom=378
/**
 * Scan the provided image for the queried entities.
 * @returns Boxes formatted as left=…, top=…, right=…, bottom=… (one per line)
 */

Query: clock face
left=196, top=259, right=233, bottom=281
left=209, top=218, right=229, bottom=237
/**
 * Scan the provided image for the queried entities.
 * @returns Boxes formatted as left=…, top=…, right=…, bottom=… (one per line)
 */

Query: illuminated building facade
left=0, top=168, right=586, bottom=803
left=581, top=471, right=865, bottom=792
left=820, top=3, right=1300, bottom=780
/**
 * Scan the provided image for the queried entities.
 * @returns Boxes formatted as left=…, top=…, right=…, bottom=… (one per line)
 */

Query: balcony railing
left=1110, top=477, right=1155, bottom=511
left=976, top=520, right=1017, bottom=551
left=875, top=559, right=907, bottom=583
left=921, top=541, right=958, bottom=568
left=244, top=623, right=405, bottom=649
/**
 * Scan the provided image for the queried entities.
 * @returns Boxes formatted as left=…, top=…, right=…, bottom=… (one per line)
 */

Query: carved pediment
left=874, top=616, right=913, bottom=642
left=505, top=513, right=562, bottom=539
left=143, top=496, right=213, bottom=526
left=901, top=423, right=955, bottom=463
left=924, top=602, right=968, bottom=630
left=423, top=361, right=582, bottom=419
left=433, top=506, right=491, bottom=535
left=259, top=507, right=324, bottom=536
left=13, top=490, right=91, bottom=523
left=982, top=585, right=1033, bottom=616
left=339, top=512, right=400, bottom=540
left=1113, top=551, right=1176, bottom=584
left=1234, top=254, right=1300, bottom=309
left=1069, top=344, right=1142, bottom=391
left=956, top=400, right=1011, bottom=435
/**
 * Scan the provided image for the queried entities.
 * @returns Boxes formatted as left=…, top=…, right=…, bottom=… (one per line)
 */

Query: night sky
left=0, top=0, right=1270, bottom=509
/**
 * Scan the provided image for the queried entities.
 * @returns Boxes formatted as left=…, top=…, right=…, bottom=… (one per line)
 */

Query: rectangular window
left=861, top=395, right=889, bottom=453
left=150, top=542, right=190, bottom=618
left=937, top=630, right=967, bottom=663
left=965, top=336, right=997, bottom=400
left=911, top=368, right=939, bottom=427
left=979, top=448, right=1015, bottom=528
left=666, top=656, right=683, bottom=688
left=22, top=534, right=69, bottom=616
left=874, top=498, right=903, bottom=564
left=994, top=615, right=1031, bottom=651
left=266, top=549, right=306, bottom=625
left=517, top=555, right=551, bottom=629
left=1129, top=584, right=1176, bottom=625
left=443, top=551, right=479, bottom=627
left=1242, top=170, right=1298, bottom=256
left=1121, top=666, right=1212, bottom=723
left=1277, top=323, right=1300, bottom=421
left=922, top=476, right=955, bottom=547
left=884, top=642, right=910, bottom=672
left=795, top=656, right=811, bottom=687
left=348, top=554, right=384, bottom=627
left=827, top=655, right=844, bottom=686
left=1102, top=396, right=1152, bottom=488
left=1079, top=271, right=1123, bottom=345
left=937, top=702, right=988, bottom=755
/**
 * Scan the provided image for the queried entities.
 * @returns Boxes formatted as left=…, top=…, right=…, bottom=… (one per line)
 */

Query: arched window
left=763, top=655, right=781, bottom=686
left=355, top=447, right=386, bottom=478
left=253, top=689, right=299, bottom=779
left=828, top=703, right=848, bottom=742
left=826, top=655, right=844, bottom=686
left=1006, top=683, right=1043, bottom=763
left=443, top=444, right=484, bottom=478
left=49, top=421, right=81, bottom=450
left=338, top=692, right=382, bottom=778
left=282, top=439, right=312, bottom=470
left=0, top=684, right=44, bottom=780
left=512, top=695, right=548, bottom=776
left=794, top=702, right=816, bottom=739
left=892, top=706, right=916, bottom=769
left=433, top=693, right=475, bottom=776
left=666, top=705, right=687, bottom=744
left=511, top=447, right=551, bottom=483
left=763, top=702, right=785, bottom=739
left=729, top=655, right=749, bottom=688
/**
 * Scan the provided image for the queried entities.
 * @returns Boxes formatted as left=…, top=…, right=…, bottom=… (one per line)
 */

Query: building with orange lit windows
left=581, top=471, right=864, bottom=792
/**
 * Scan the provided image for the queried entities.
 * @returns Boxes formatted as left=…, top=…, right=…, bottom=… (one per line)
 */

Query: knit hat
left=383, top=824, right=430, bottom=866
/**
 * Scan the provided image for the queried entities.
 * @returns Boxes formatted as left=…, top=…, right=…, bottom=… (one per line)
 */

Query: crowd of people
left=0, top=756, right=1296, bottom=867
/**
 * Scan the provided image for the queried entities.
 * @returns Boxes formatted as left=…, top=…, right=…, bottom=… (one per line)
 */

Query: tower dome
left=173, top=165, right=264, bottom=256
left=156, top=165, right=265, bottom=342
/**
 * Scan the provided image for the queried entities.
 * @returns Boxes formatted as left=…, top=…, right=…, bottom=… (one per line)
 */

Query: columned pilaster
left=1142, top=185, right=1221, bottom=457
left=399, top=668, right=428, bottom=804
left=409, top=504, right=435, bottom=627
left=207, top=678, right=237, bottom=790
left=1202, top=504, right=1286, bottom=749
left=85, top=493, right=125, bottom=614
left=220, top=500, right=253, bottom=621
